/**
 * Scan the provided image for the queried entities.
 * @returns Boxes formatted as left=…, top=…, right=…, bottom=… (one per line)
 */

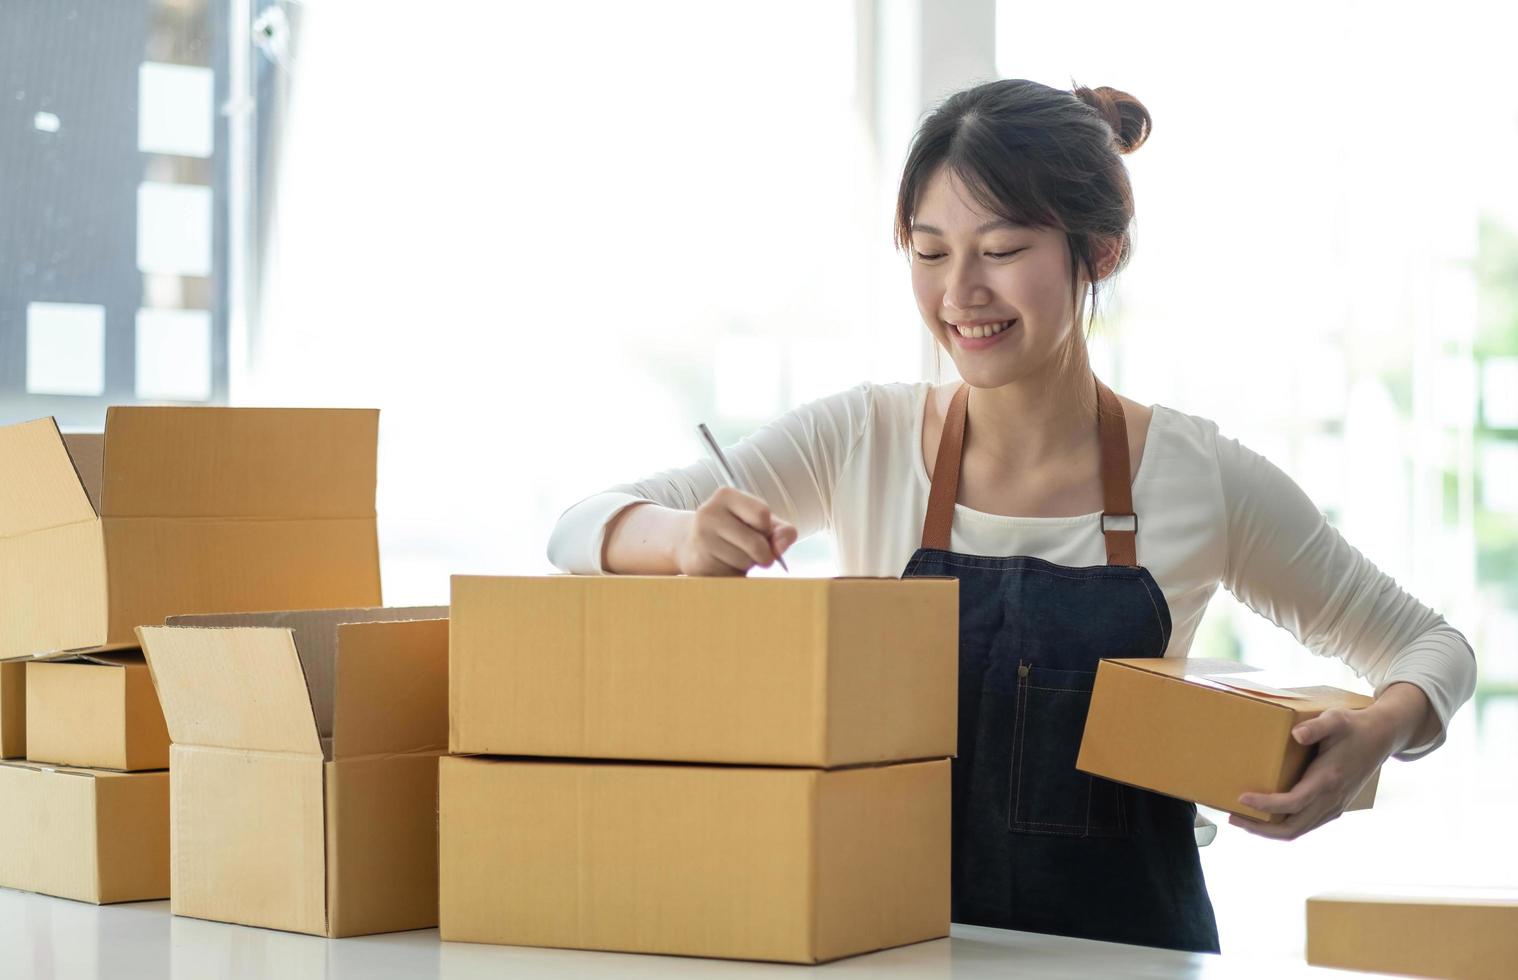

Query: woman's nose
left=943, top=260, right=990, bottom=312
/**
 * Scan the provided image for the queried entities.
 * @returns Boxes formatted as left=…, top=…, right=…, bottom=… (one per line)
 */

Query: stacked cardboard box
left=0, top=407, right=384, bottom=905
left=441, top=574, right=960, bottom=964
left=138, top=608, right=448, bottom=937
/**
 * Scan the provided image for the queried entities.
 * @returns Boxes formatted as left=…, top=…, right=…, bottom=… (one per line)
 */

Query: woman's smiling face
left=908, top=166, right=1091, bottom=389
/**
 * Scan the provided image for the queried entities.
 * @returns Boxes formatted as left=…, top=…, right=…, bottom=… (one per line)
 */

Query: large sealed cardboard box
left=25, top=650, right=169, bottom=771
left=450, top=575, right=958, bottom=766
left=439, top=755, right=950, bottom=963
left=0, top=408, right=383, bottom=661
left=1076, top=658, right=1380, bottom=822
left=138, top=606, right=448, bottom=938
left=0, top=658, right=23, bottom=757
left=0, top=761, right=168, bottom=904
left=1307, top=889, right=1518, bottom=979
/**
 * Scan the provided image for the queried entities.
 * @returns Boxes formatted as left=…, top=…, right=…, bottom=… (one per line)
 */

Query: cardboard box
left=1307, top=889, right=1518, bottom=979
left=137, top=606, right=448, bottom=938
left=0, top=408, right=383, bottom=661
left=439, top=756, right=950, bottom=963
left=0, top=658, right=23, bottom=758
left=1076, top=658, right=1380, bottom=822
left=25, top=650, right=169, bottom=771
left=0, top=761, right=168, bottom=904
left=450, top=575, right=958, bottom=767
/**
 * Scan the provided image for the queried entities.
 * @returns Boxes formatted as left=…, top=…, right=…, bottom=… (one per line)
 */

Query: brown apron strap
left=1095, top=378, right=1138, bottom=567
left=918, top=376, right=1140, bottom=566
left=920, top=383, right=969, bottom=551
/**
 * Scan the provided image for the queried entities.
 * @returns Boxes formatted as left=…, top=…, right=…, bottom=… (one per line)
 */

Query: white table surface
left=0, top=888, right=1384, bottom=979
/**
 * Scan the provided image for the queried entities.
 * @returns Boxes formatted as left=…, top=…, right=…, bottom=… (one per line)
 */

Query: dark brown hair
left=894, top=78, right=1152, bottom=352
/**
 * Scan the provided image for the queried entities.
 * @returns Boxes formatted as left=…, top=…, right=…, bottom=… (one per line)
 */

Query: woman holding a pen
left=546, top=78, right=1476, bottom=953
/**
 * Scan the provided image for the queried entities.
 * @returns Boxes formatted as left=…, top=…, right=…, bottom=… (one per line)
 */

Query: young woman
left=546, top=79, right=1477, bottom=954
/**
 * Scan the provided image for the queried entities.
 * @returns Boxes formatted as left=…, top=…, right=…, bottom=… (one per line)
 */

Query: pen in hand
left=695, top=423, right=790, bottom=573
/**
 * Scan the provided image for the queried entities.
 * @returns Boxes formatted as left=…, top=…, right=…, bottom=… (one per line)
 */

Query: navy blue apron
left=902, top=378, right=1221, bottom=953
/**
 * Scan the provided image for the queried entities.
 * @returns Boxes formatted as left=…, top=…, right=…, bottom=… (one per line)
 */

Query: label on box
left=1187, top=671, right=1312, bottom=699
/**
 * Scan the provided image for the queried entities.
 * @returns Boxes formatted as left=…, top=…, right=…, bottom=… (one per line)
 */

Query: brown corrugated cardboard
left=450, top=575, right=959, bottom=767
left=439, top=756, right=950, bottom=963
left=0, top=408, right=383, bottom=662
left=24, top=651, right=169, bottom=771
left=1076, top=658, right=1380, bottom=822
left=1307, top=889, right=1518, bottom=979
left=0, top=761, right=168, bottom=904
left=137, top=607, right=447, bottom=938
left=0, top=658, right=24, bottom=758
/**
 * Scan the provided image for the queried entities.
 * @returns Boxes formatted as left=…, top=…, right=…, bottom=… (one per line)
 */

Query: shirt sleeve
left=1213, top=426, right=1478, bottom=761
left=546, top=382, right=875, bottom=575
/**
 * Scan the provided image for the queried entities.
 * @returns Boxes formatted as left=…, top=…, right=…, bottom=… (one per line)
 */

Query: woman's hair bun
left=1071, top=83, right=1152, bottom=155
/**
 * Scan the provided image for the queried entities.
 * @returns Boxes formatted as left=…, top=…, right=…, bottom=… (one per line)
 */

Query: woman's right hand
left=675, top=487, right=798, bottom=576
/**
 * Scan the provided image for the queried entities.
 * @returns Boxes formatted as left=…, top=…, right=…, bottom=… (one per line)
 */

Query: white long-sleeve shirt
left=548, top=380, right=1477, bottom=761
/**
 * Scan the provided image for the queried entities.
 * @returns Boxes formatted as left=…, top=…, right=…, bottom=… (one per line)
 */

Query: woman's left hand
left=1228, top=705, right=1402, bottom=841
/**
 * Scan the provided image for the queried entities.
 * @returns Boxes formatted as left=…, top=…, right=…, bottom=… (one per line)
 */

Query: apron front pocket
left=1007, top=662, right=1132, bottom=839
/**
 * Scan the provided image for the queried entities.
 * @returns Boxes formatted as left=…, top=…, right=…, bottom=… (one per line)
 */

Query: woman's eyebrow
left=911, top=219, right=1028, bottom=236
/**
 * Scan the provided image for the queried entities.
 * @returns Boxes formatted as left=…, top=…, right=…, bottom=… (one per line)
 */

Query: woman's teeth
left=953, top=320, right=1013, bottom=339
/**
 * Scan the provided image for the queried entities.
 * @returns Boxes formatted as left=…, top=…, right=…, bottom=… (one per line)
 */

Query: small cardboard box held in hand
left=138, top=607, right=447, bottom=938
left=1307, top=889, right=1518, bottom=980
left=449, top=575, right=959, bottom=766
left=0, top=762, right=168, bottom=904
left=25, top=651, right=169, bottom=771
left=1076, top=658, right=1380, bottom=822
left=440, top=756, right=950, bottom=964
left=0, top=408, right=383, bottom=662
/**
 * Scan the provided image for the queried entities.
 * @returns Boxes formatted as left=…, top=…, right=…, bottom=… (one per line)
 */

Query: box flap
left=102, top=518, right=383, bottom=647
left=0, top=520, right=110, bottom=660
left=136, top=625, right=322, bottom=754
left=164, top=607, right=446, bottom=749
left=0, top=418, right=98, bottom=537
left=100, top=406, right=378, bottom=518
left=332, top=619, right=448, bottom=759
left=61, top=433, right=105, bottom=515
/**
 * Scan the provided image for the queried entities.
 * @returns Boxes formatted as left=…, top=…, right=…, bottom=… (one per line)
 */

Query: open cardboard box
left=138, top=606, right=447, bottom=938
left=0, top=761, right=168, bottom=904
left=1076, top=658, right=1379, bottom=822
left=25, top=650, right=169, bottom=771
left=450, top=575, right=959, bottom=768
left=439, top=755, right=950, bottom=963
left=0, top=408, right=383, bottom=662
left=1307, top=888, right=1518, bottom=979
